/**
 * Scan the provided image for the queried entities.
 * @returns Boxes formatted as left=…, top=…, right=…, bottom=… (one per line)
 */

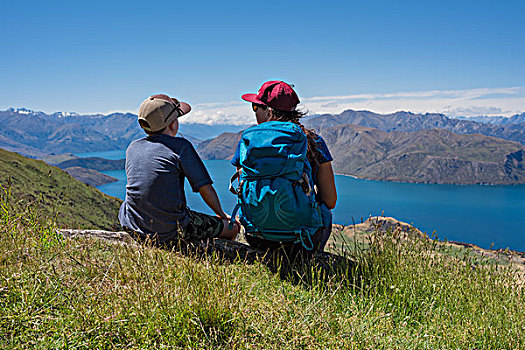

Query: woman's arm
left=316, top=161, right=337, bottom=209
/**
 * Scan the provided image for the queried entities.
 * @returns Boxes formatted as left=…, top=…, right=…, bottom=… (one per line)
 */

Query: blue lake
left=76, top=149, right=127, bottom=160
left=80, top=151, right=525, bottom=252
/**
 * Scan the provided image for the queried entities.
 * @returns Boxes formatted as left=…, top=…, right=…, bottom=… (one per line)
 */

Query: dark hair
left=268, top=108, right=321, bottom=168
left=139, top=119, right=167, bottom=136
left=144, top=128, right=166, bottom=136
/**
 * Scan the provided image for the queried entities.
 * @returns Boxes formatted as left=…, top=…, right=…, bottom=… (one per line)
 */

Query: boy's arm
left=198, top=184, right=229, bottom=220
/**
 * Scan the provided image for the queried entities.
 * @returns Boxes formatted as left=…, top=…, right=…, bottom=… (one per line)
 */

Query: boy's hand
left=219, top=212, right=230, bottom=220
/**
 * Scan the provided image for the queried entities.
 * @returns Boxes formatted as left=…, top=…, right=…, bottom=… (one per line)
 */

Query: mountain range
left=316, top=125, right=525, bottom=184
left=455, top=113, right=525, bottom=125
left=196, top=125, right=525, bottom=185
left=0, top=108, right=249, bottom=158
left=2, top=107, right=525, bottom=185
left=303, top=110, right=525, bottom=145
left=197, top=110, right=525, bottom=185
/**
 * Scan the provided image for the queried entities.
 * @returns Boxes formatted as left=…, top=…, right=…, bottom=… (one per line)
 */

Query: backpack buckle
left=229, top=171, right=241, bottom=195
left=297, top=172, right=312, bottom=196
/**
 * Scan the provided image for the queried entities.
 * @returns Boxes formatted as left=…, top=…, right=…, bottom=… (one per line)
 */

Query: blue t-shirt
left=119, top=135, right=212, bottom=242
left=231, top=132, right=333, bottom=226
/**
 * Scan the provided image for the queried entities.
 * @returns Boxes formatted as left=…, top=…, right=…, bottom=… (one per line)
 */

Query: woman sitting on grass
left=231, top=81, right=337, bottom=255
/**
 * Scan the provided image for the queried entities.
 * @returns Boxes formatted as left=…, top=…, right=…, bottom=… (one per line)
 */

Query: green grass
left=328, top=220, right=518, bottom=268
left=1, top=195, right=524, bottom=349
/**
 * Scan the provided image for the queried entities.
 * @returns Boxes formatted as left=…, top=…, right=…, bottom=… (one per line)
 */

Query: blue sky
left=1, top=0, right=524, bottom=121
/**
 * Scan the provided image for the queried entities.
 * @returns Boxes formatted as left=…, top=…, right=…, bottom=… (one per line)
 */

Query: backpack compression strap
left=228, top=171, right=241, bottom=230
left=228, top=203, right=241, bottom=230
left=229, top=171, right=240, bottom=195
left=299, top=229, right=314, bottom=251
left=245, top=229, right=315, bottom=251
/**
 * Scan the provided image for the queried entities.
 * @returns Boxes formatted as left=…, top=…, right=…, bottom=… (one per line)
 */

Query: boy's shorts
left=124, top=209, right=224, bottom=245
left=181, top=209, right=224, bottom=241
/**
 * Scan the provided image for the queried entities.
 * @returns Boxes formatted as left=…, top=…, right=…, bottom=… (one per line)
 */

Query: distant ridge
left=0, top=109, right=142, bottom=156
left=53, top=157, right=125, bottom=171
left=196, top=124, right=525, bottom=185
left=197, top=132, right=242, bottom=160
left=318, top=124, right=525, bottom=185
left=63, top=167, right=118, bottom=187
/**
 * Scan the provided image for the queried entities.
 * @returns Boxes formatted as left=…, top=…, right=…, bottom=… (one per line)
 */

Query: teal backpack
left=229, top=121, right=322, bottom=250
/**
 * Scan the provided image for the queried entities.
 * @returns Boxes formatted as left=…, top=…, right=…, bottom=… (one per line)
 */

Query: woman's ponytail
left=268, top=109, right=321, bottom=169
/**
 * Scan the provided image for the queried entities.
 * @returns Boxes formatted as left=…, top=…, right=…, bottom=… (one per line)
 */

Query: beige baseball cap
left=138, top=94, right=191, bottom=132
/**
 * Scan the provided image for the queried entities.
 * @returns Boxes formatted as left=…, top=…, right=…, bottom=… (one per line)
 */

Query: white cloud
left=187, top=101, right=254, bottom=125
left=104, top=86, right=525, bottom=125
left=301, top=86, right=525, bottom=117
left=441, top=106, right=506, bottom=117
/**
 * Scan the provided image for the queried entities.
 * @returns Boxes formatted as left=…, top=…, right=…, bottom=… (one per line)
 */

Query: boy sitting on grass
left=119, top=94, right=238, bottom=245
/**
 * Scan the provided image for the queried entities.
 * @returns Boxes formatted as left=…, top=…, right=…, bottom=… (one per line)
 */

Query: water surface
left=84, top=154, right=525, bottom=251
left=76, top=149, right=126, bottom=160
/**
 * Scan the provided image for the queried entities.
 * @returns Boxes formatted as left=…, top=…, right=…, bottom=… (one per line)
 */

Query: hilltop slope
left=0, top=148, right=121, bottom=230
left=1, top=204, right=523, bottom=348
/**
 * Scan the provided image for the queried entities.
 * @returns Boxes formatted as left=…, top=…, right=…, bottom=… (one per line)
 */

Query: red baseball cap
left=242, top=81, right=300, bottom=112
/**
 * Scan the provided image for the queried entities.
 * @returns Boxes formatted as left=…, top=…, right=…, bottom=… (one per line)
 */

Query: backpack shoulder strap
left=229, top=171, right=240, bottom=195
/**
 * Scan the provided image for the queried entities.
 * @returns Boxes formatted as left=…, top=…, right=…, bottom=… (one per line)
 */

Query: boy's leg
left=182, top=209, right=238, bottom=241
left=218, top=220, right=239, bottom=240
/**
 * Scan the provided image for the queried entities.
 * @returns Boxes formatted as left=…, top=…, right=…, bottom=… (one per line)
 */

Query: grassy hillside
left=0, top=148, right=121, bottom=230
left=1, top=195, right=524, bottom=348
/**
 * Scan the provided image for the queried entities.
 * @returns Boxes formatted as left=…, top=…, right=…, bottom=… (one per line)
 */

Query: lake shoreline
left=334, top=172, right=525, bottom=187
left=92, top=159, right=525, bottom=252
